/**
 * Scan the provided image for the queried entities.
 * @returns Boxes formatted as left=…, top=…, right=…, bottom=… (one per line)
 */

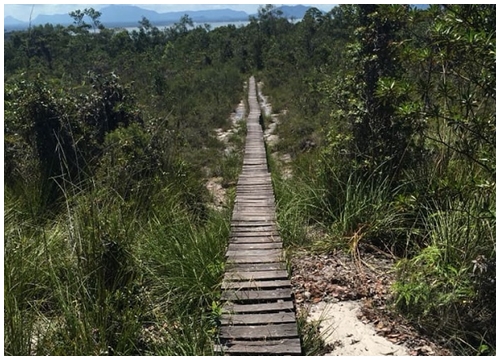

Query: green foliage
left=296, top=307, right=329, bottom=356
left=393, top=197, right=495, bottom=354
left=272, top=169, right=314, bottom=248
left=4, top=4, right=496, bottom=356
left=4, top=12, right=246, bottom=355
left=255, top=4, right=495, bottom=355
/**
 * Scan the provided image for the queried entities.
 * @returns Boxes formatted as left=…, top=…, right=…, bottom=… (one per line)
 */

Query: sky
left=3, top=2, right=338, bottom=22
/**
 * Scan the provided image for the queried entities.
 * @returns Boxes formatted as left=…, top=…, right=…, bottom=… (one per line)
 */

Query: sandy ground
left=308, top=301, right=409, bottom=356
left=206, top=88, right=247, bottom=210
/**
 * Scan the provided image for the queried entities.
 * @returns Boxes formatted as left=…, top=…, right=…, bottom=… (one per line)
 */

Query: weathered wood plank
left=224, top=270, right=288, bottom=281
left=220, top=312, right=296, bottom=325
left=234, top=201, right=274, bottom=206
left=226, top=249, right=282, bottom=257
left=231, top=227, right=277, bottom=232
left=230, top=231, right=277, bottom=236
left=231, top=222, right=276, bottom=226
left=232, top=207, right=276, bottom=213
left=219, top=323, right=298, bottom=340
left=221, top=289, right=292, bottom=301
left=225, top=255, right=281, bottom=264
left=232, top=216, right=275, bottom=220
left=237, top=180, right=271, bottom=185
left=218, top=338, right=302, bottom=355
left=226, top=262, right=285, bottom=271
left=222, top=279, right=291, bottom=290
left=227, top=243, right=282, bottom=250
left=223, top=300, right=294, bottom=314
left=232, top=208, right=275, bottom=213
left=230, top=226, right=277, bottom=232
left=229, top=239, right=280, bottom=245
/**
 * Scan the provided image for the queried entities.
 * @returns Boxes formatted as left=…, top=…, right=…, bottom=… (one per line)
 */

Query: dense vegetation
left=4, top=11, right=246, bottom=356
left=258, top=5, right=495, bottom=356
left=4, top=4, right=495, bottom=356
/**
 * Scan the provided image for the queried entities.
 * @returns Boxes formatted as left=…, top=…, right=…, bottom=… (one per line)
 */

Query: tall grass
left=270, top=155, right=318, bottom=248
left=393, top=193, right=495, bottom=354
left=272, top=146, right=495, bottom=355
left=4, top=168, right=230, bottom=355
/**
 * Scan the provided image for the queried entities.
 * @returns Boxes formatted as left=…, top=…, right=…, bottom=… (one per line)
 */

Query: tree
left=69, top=9, right=90, bottom=32
left=326, top=5, right=425, bottom=180
left=84, top=8, right=102, bottom=33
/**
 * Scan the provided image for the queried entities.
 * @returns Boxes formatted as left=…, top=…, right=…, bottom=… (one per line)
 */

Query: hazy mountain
left=5, top=5, right=250, bottom=30
left=4, top=15, right=25, bottom=26
left=275, top=5, right=313, bottom=19
left=32, top=13, right=75, bottom=26
left=99, top=5, right=162, bottom=24
left=158, top=9, right=248, bottom=23
left=4, top=4, right=325, bottom=32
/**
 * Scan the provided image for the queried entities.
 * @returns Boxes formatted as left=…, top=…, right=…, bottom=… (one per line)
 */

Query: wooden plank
left=231, top=228, right=277, bottom=233
left=234, top=201, right=274, bottom=205
left=227, top=243, right=282, bottom=250
left=238, top=174, right=271, bottom=178
left=218, top=338, right=302, bottom=355
left=230, top=234, right=280, bottom=240
left=223, top=300, right=294, bottom=314
left=232, top=207, right=276, bottom=212
left=236, top=188, right=273, bottom=192
left=231, top=221, right=276, bottom=225
left=219, top=323, right=298, bottom=340
left=220, top=312, right=296, bottom=325
left=231, top=225, right=277, bottom=231
left=221, top=289, right=292, bottom=301
left=231, top=228, right=278, bottom=233
left=232, top=209, right=275, bottom=214
left=235, top=194, right=273, bottom=197
left=229, top=236, right=280, bottom=243
left=226, top=249, right=282, bottom=257
left=224, top=270, right=288, bottom=281
left=230, top=230, right=281, bottom=242
left=237, top=184, right=272, bottom=188
left=236, top=189, right=273, bottom=194
left=237, top=182, right=272, bottom=187
left=235, top=193, right=274, bottom=198
left=235, top=199, right=273, bottom=203
left=226, top=262, right=285, bottom=271
left=229, top=240, right=281, bottom=246
left=232, top=216, right=275, bottom=220
left=222, top=279, right=291, bottom=290
left=231, top=227, right=277, bottom=232
left=237, top=180, right=271, bottom=185
left=232, top=211, right=275, bottom=215
left=225, top=255, right=281, bottom=264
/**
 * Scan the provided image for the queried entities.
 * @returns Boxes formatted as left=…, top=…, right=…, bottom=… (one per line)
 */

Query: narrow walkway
left=217, top=77, right=301, bottom=355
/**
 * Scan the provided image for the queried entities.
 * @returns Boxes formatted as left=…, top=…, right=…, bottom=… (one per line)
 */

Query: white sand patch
left=308, top=301, right=409, bottom=356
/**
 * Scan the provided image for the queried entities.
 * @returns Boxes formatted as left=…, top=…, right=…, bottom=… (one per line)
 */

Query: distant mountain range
left=4, top=5, right=317, bottom=31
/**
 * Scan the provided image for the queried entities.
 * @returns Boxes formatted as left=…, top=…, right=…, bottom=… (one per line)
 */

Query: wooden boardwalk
left=217, top=77, right=301, bottom=355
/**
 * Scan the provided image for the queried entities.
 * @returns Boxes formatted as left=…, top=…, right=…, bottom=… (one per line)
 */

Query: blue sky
left=4, top=3, right=338, bottom=22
